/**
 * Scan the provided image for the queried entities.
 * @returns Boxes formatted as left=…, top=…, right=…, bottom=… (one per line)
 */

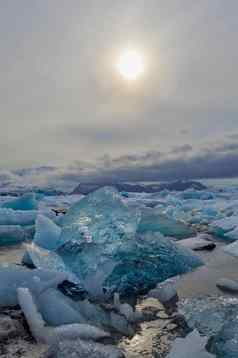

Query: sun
left=116, top=50, right=145, bottom=81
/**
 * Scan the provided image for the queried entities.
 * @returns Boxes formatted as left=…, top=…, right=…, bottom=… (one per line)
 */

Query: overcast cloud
left=1, top=1, right=238, bottom=185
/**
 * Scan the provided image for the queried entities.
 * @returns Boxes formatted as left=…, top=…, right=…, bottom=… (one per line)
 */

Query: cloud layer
left=0, top=1, right=238, bottom=176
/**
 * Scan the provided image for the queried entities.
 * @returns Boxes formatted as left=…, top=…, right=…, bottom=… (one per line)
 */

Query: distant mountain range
left=72, top=180, right=206, bottom=195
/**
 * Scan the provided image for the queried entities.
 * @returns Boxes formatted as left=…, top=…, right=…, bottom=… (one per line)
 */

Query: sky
left=1, top=1, right=238, bottom=187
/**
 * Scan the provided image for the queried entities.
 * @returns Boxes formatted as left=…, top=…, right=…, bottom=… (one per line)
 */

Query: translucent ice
left=2, top=193, right=38, bottom=211
left=58, top=232, right=202, bottom=297
left=0, top=265, right=66, bottom=307
left=26, top=187, right=202, bottom=298
left=26, top=243, right=80, bottom=284
left=17, top=287, right=52, bottom=343
left=35, top=288, right=86, bottom=326
left=223, top=240, right=238, bottom=258
left=137, top=207, right=195, bottom=239
left=33, top=215, right=61, bottom=250
left=53, top=323, right=110, bottom=343
left=60, top=186, right=140, bottom=245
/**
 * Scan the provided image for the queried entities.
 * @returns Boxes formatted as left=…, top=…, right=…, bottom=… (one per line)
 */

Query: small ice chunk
left=113, top=294, right=136, bottom=322
left=2, top=193, right=38, bottom=211
left=110, top=311, right=134, bottom=337
left=148, top=279, right=178, bottom=305
left=211, top=216, right=238, bottom=238
left=224, top=240, right=238, bottom=258
left=17, top=287, right=52, bottom=344
left=179, top=235, right=216, bottom=251
left=216, top=278, right=238, bottom=293
left=166, top=330, right=215, bottom=358
left=33, top=215, right=61, bottom=250
left=224, top=226, right=238, bottom=241
left=36, top=288, right=86, bottom=326
left=53, top=323, right=110, bottom=342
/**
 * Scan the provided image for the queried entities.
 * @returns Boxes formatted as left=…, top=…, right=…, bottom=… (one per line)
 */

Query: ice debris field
left=0, top=184, right=238, bottom=356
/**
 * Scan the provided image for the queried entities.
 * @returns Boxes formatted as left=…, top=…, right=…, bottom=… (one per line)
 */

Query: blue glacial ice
left=2, top=193, right=38, bottom=211
left=44, top=187, right=203, bottom=297
left=208, top=319, right=238, bottom=358
left=0, top=225, right=30, bottom=246
left=223, top=240, right=238, bottom=257
left=210, top=216, right=238, bottom=239
left=0, top=265, right=67, bottom=307
left=179, top=296, right=238, bottom=358
left=0, top=208, right=37, bottom=226
left=137, top=207, right=195, bottom=239
left=26, top=243, right=80, bottom=285
left=60, top=186, right=140, bottom=245
left=33, top=215, right=61, bottom=250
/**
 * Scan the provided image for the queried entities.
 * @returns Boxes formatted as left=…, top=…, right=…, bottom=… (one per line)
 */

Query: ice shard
left=26, top=243, right=80, bottom=285
left=33, top=215, right=61, bottom=250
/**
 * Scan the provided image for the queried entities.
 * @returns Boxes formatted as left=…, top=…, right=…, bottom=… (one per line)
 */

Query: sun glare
left=116, top=50, right=145, bottom=81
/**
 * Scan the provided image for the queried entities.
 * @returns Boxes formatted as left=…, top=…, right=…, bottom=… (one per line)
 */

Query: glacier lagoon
left=1, top=182, right=238, bottom=356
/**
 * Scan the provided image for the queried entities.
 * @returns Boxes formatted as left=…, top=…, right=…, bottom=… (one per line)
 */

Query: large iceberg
left=6, top=187, right=202, bottom=302
left=30, top=187, right=202, bottom=298
left=2, top=193, right=38, bottom=211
